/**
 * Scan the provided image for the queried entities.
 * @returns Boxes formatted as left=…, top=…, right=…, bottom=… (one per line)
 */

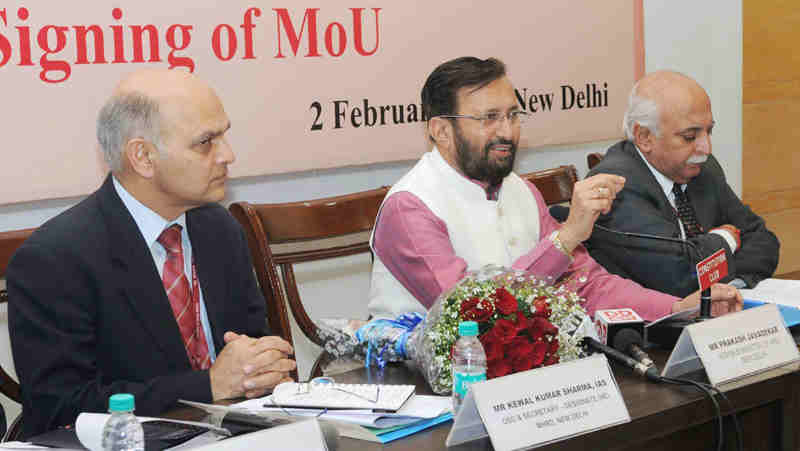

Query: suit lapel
left=187, top=209, right=226, bottom=350
left=97, top=176, right=192, bottom=369
left=621, top=142, right=679, bottom=226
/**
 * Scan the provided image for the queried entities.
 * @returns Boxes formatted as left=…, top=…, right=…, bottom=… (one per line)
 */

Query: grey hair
left=622, top=81, right=660, bottom=141
left=97, top=92, right=162, bottom=172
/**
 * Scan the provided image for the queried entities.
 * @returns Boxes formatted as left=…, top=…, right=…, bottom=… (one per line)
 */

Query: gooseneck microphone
left=592, top=224, right=713, bottom=320
left=582, top=337, right=660, bottom=382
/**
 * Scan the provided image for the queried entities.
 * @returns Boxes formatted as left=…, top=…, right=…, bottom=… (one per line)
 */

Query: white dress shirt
left=113, top=177, right=217, bottom=362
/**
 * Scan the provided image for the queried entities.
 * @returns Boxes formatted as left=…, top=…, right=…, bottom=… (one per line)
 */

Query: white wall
left=643, top=0, right=743, bottom=194
left=0, top=0, right=742, bottom=425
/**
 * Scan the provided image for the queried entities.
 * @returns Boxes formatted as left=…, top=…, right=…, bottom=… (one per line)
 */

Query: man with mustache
left=7, top=69, right=295, bottom=438
left=368, top=57, right=742, bottom=321
left=586, top=70, right=779, bottom=297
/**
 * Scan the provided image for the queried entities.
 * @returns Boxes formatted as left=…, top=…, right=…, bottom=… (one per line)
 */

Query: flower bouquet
left=316, top=265, right=592, bottom=394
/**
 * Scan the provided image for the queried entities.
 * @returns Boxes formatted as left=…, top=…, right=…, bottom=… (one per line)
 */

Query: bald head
left=623, top=70, right=710, bottom=141
left=97, top=69, right=221, bottom=173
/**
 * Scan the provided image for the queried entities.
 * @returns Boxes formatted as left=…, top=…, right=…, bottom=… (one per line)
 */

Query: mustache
left=687, top=154, right=708, bottom=164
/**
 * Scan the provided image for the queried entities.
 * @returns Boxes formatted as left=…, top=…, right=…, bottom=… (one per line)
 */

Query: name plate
left=663, top=303, right=800, bottom=387
left=447, top=354, right=629, bottom=450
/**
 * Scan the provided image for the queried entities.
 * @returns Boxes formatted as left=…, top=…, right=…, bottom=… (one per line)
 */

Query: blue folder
left=370, top=413, right=453, bottom=444
left=743, top=299, right=800, bottom=328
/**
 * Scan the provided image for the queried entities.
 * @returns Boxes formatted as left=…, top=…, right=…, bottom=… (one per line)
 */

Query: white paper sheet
left=740, top=278, right=800, bottom=308
left=237, top=394, right=452, bottom=428
left=178, top=394, right=452, bottom=429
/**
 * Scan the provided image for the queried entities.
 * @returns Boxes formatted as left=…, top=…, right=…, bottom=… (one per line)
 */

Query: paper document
left=740, top=278, right=800, bottom=308
left=645, top=306, right=698, bottom=328
left=182, top=394, right=451, bottom=429
left=270, top=382, right=414, bottom=411
left=240, top=394, right=451, bottom=428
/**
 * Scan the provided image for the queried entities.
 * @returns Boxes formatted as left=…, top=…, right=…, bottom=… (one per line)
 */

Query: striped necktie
left=157, top=224, right=211, bottom=370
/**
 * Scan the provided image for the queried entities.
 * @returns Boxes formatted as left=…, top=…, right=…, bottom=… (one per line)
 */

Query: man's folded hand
left=210, top=332, right=296, bottom=400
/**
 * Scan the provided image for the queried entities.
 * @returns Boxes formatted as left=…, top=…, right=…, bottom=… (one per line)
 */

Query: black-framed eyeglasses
left=436, top=110, right=530, bottom=129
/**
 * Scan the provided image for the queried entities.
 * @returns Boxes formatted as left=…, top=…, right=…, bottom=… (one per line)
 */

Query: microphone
left=592, top=224, right=713, bottom=319
left=612, top=328, right=654, bottom=369
left=592, top=223, right=701, bottom=267
left=593, top=309, right=655, bottom=368
left=582, top=336, right=660, bottom=382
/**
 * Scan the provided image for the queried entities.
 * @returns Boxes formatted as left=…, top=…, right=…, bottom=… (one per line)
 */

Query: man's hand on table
left=210, top=332, right=296, bottom=400
left=671, top=283, right=744, bottom=316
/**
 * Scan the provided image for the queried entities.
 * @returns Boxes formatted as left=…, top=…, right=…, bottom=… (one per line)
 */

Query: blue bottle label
left=453, top=371, right=486, bottom=397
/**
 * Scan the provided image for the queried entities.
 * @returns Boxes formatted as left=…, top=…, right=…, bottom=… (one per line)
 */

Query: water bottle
left=101, top=393, right=145, bottom=451
left=452, top=321, right=487, bottom=415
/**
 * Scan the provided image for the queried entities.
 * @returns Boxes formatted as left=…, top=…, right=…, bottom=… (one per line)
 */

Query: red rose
left=530, top=340, right=548, bottom=367
left=479, top=329, right=497, bottom=347
left=542, top=320, right=558, bottom=337
left=459, top=297, right=479, bottom=316
left=506, top=336, right=534, bottom=361
left=512, top=311, right=528, bottom=330
left=462, top=298, right=494, bottom=323
left=528, top=316, right=547, bottom=340
left=478, top=299, right=495, bottom=320
left=495, top=287, right=518, bottom=315
left=543, top=354, right=560, bottom=366
left=480, top=334, right=504, bottom=363
left=488, top=358, right=513, bottom=379
left=547, top=338, right=559, bottom=355
left=531, top=296, right=552, bottom=318
left=512, top=354, right=536, bottom=372
left=528, top=317, right=558, bottom=340
left=491, top=319, right=519, bottom=344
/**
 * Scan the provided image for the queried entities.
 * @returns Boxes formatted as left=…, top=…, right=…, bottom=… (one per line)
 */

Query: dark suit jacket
left=586, top=140, right=779, bottom=298
left=7, top=175, right=268, bottom=439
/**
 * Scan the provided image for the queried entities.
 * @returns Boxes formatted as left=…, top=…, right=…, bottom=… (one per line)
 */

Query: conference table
left=170, top=347, right=800, bottom=451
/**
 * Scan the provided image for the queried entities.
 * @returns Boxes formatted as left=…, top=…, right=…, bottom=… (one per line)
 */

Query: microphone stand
left=593, top=224, right=713, bottom=321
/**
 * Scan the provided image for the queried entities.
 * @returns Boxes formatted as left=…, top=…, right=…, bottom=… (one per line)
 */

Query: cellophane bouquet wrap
left=411, top=265, right=590, bottom=394
left=317, top=265, right=591, bottom=395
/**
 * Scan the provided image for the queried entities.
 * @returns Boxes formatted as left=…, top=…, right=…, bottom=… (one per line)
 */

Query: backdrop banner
left=0, top=1, right=643, bottom=205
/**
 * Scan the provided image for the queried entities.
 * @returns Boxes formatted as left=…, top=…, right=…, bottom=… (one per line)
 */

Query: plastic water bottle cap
left=108, top=393, right=135, bottom=412
left=458, top=321, right=479, bottom=337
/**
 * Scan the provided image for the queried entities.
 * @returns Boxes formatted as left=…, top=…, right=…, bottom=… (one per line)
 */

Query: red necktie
left=157, top=225, right=211, bottom=370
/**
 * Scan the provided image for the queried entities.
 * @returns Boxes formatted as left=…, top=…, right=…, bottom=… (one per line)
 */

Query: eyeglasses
left=294, top=377, right=381, bottom=403
left=436, top=110, right=530, bottom=129
left=263, top=377, right=381, bottom=418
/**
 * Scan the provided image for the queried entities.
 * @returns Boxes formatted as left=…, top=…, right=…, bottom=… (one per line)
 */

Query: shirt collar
left=112, top=176, right=187, bottom=249
left=432, top=146, right=503, bottom=200
left=633, top=144, right=685, bottom=198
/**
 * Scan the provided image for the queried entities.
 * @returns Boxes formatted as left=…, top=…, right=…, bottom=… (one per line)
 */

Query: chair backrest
left=0, top=228, right=34, bottom=441
left=587, top=152, right=605, bottom=170
left=229, top=187, right=390, bottom=379
left=520, top=165, right=578, bottom=205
